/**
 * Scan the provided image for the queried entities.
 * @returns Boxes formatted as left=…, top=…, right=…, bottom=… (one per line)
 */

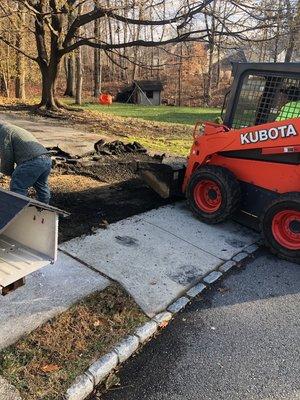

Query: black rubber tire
left=261, top=192, right=300, bottom=264
left=186, top=165, right=241, bottom=224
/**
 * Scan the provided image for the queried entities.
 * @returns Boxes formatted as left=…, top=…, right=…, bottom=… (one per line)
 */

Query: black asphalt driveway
left=95, top=251, right=300, bottom=400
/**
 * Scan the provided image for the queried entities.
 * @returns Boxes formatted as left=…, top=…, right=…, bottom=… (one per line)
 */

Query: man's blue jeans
left=10, top=155, right=52, bottom=204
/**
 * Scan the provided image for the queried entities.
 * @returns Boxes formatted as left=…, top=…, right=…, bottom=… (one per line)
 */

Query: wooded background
left=0, top=0, right=299, bottom=109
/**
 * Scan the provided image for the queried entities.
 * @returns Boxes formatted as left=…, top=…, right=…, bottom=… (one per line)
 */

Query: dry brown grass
left=50, top=174, right=106, bottom=193
left=0, top=173, right=105, bottom=195
left=0, top=285, right=147, bottom=400
left=0, top=175, right=10, bottom=190
left=0, top=99, right=194, bottom=142
left=74, top=108, right=194, bottom=139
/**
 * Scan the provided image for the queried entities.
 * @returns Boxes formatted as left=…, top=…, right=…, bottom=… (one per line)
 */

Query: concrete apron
left=0, top=252, right=109, bottom=350
left=61, top=203, right=260, bottom=317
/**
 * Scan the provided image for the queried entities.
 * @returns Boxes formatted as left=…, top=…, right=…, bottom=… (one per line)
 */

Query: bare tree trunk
left=15, top=55, right=26, bottom=100
left=64, top=7, right=77, bottom=97
left=132, top=0, right=143, bottom=80
left=93, top=0, right=102, bottom=97
left=216, top=0, right=227, bottom=89
left=39, top=59, right=60, bottom=109
left=284, top=0, right=300, bottom=61
left=5, top=42, right=11, bottom=98
left=0, top=73, right=9, bottom=97
left=204, top=0, right=217, bottom=106
left=75, top=5, right=83, bottom=105
left=34, top=1, right=62, bottom=110
left=178, top=44, right=183, bottom=106
left=75, top=47, right=83, bottom=104
left=273, top=1, right=282, bottom=62
left=150, top=1, right=155, bottom=77
left=106, top=0, right=116, bottom=81
left=15, top=4, right=26, bottom=100
left=94, top=49, right=102, bottom=97
left=122, top=1, right=129, bottom=82
left=64, top=52, right=76, bottom=96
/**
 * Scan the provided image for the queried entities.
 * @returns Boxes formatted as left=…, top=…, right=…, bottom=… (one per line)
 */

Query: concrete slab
left=61, top=204, right=259, bottom=317
left=0, top=251, right=109, bottom=350
left=61, top=216, right=222, bottom=317
left=142, top=203, right=260, bottom=260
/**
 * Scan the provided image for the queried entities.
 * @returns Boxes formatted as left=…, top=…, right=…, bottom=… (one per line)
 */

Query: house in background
left=117, top=80, right=164, bottom=106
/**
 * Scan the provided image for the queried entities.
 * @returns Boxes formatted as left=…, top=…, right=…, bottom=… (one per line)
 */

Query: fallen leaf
left=105, top=373, right=120, bottom=390
left=159, top=321, right=169, bottom=329
left=93, top=317, right=109, bottom=327
left=99, top=219, right=109, bottom=229
left=217, top=287, right=230, bottom=294
left=41, top=364, right=61, bottom=373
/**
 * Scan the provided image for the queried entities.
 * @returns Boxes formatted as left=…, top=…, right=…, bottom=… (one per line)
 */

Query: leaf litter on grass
left=0, top=284, right=148, bottom=400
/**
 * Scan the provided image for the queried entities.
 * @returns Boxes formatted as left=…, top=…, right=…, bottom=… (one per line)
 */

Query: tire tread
left=186, top=165, right=241, bottom=224
left=261, top=192, right=300, bottom=264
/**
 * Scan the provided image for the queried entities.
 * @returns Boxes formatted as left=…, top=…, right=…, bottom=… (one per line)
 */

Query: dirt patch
left=48, top=141, right=171, bottom=242
left=0, top=284, right=148, bottom=400
left=0, top=172, right=169, bottom=243
left=0, top=161, right=170, bottom=243
left=50, top=174, right=106, bottom=192
left=51, top=174, right=169, bottom=243
left=0, top=137, right=173, bottom=242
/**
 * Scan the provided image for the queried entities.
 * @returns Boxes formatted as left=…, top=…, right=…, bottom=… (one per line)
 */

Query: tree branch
left=61, top=29, right=209, bottom=55
left=0, top=35, right=37, bottom=61
left=15, top=0, right=39, bottom=15
left=62, top=0, right=214, bottom=48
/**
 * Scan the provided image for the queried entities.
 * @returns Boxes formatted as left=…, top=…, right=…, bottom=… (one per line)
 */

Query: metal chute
left=0, top=188, right=67, bottom=294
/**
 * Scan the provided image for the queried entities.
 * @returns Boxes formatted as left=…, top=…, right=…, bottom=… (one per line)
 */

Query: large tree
left=0, top=0, right=215, bottom=110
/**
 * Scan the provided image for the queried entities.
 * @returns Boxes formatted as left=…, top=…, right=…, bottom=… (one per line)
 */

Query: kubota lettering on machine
left=240, top=124, right=297, bottom=145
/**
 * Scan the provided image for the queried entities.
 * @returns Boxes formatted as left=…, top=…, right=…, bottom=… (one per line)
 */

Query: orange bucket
left=99, top=93, right=113, bottom=105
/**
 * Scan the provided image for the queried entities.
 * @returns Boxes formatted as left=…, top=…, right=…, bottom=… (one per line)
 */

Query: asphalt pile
left=94, top=139, right=147, bottom=156
left=48, top=139, right=148, bottom=167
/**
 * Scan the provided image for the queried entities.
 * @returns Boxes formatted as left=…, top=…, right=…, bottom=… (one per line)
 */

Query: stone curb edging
left=64, top=241, right=260, bottom=400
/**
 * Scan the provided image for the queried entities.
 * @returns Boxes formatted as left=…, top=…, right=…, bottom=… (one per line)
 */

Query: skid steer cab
left=139, top=62, right=300, bottom=263
left=0, top=188, right=67, bottom=295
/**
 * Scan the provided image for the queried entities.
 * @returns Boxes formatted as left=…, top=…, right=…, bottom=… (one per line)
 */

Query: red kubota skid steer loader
left=138, top=63, right=300, bottom=263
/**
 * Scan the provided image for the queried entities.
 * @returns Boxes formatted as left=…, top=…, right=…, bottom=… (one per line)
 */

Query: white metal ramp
left=0, top=188, right=66, bottom=293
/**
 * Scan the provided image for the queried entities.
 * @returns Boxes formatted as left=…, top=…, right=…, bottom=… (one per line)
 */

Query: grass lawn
left=77, top=102, right=221, bottom=126
left=55, top=100, right=221, bottom=156
left=127, top=135, right=194, bottom=156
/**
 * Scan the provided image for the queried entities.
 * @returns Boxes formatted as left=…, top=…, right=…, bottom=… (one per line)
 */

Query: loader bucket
left=137, top=161, right=186, bottom=199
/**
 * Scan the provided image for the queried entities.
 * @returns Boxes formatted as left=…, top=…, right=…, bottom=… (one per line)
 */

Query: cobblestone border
left=64, top=242, right=260, bottom=400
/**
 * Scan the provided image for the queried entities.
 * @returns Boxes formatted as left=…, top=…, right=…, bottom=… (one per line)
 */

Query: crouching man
left=0, top=122, right=52, bottom=204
